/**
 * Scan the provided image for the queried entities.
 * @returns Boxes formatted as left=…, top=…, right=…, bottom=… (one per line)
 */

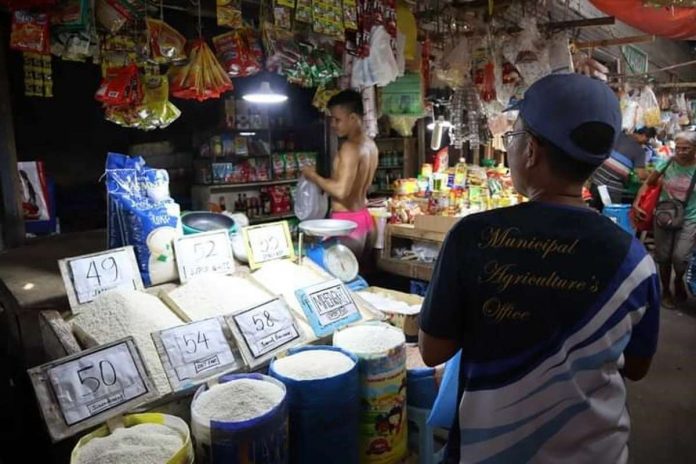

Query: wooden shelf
left=389, top=224, right=447, bottom=244
left=248, top=212, right=295, bottom=225
left=377, top=256, right=434, bottom=281
left=194, top=179, right=298, bottom=190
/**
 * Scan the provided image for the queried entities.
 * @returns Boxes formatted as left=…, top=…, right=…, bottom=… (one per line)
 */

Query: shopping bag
left=427, top=350, right=461, bottom=428
left=631, top=183, right=661, bottom=232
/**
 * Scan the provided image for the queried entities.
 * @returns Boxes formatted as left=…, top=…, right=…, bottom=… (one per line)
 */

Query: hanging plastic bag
left=637, top=86, right=660, bottom=128
left=435, top=37, right=471, bottom=88
left=427, top=350, right=461, bottom=428
left=351, top=26, right=399, bottom=87
left=294, top=175, right=328, bottom=220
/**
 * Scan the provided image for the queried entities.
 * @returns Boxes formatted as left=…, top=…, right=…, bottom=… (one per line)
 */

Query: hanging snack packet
left=11, top=11, right=50, bottom=54
left=95, top=0, right=135, bottom=33
left=169, top=39, right=233, bottom=101
left=216, top=0, right=242, bottom=29
left=146, top=18, right=186, bottom=64
left=95, top=64, right=142, bottom=107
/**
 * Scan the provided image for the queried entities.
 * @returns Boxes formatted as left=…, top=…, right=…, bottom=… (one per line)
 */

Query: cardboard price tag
left=242, top=221, right=295, bottom=269
left=152, top=317, right=242, bottom=390
left=296, top=279, right=362, bottom=336
left=59, top=247, right=143, bottom=312
left=174, top=230, right=235, bottom=283
left=226, top=298, right=303, bottom=367
left=28, top=337, right=157, bottom=442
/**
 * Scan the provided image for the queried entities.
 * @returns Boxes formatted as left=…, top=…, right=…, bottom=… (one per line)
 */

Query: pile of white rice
left=193, top=378, right=285, bottom=422
left=75, top=423, right=182, bottom=464
left=71, top=289, right=182, bottom=395
left=272, top=350, right=355, bottom=380
left=163, top=274, right=273, bottom=321
left=333, top=323, right=405, bottom=355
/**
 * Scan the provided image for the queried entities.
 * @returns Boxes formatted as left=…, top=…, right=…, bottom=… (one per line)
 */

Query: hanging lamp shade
left=590, top=0, right=696, bottom=40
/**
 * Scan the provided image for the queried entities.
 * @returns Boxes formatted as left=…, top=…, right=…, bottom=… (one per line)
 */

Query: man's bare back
left=332, top=138, right=378, bottom=212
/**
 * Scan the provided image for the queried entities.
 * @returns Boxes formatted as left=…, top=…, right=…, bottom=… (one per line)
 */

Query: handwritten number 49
left=85, top=258, right=119, bottom=286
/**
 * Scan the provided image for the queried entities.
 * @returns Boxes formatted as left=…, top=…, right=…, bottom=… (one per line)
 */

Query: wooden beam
left=0, top=42, right=24, bottom=249
left=574, top=35, right=655, bottom=50
left=656, top=82, right=696, bottom=88
left=611, top=59, right=696, bottom=78
left=544, top=16, right=615, bottom=31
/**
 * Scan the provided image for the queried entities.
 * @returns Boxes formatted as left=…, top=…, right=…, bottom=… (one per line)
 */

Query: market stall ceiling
left=589, top=0, right=696, bottom=40
left=417, top=0, right=696, bottom=82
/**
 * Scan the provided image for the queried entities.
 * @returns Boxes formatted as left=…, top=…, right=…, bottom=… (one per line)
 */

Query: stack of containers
left=191, top=373, right=288, bottom=464
left=333, top=322, right=408, bottom=463
left=270, top=346, right=360, bottom=464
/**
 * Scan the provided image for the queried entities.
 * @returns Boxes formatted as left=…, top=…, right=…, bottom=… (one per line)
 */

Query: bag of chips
left=169, top=39, right=233, bottom=101
left=146, top=18, right=186, bottom=64
left=10, top=11, right=50, bottom=54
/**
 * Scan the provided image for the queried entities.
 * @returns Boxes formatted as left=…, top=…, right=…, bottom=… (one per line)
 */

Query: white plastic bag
left=351, top=26, right=399, bottom=87
left=294, top=175, right=328, bottom=220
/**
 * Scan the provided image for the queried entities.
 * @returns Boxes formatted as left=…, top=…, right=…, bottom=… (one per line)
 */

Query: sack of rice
left=333, top=323, right=407, bottom=463
left=191, top=374, right=288, bottom=464
left=70, top=413, right=193, bottom=464
left=270, top=346, right=360, bottom=464
left=405, top=344, right=438, bottom=409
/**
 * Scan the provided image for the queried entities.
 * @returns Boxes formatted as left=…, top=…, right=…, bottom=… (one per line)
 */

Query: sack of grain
left=333, top=323, right=407, bottom=464
left=106, top=152, right=182, bottom=286
left=191, top=374, right=288, bottom=464
left=70, top=413, right=193, bottom=464
left=270, top=346, right=360, bottom=464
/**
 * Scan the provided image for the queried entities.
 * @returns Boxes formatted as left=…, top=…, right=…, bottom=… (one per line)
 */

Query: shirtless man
left=301, top=90, right=378, bottom=259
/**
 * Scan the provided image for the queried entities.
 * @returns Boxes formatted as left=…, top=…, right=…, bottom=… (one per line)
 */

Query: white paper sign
left=60, top=247, right=143, bottom=308
left=156, top=318, right=236, bottom=385
left=228, top=299, right=301, bottom=359
left=174, top=230, right=235, bottom=283
left=47, top=341, right=148, bottom=426
left=297, top=279, right=361, bottom=336
left=242, top=222, right=295, bottom=269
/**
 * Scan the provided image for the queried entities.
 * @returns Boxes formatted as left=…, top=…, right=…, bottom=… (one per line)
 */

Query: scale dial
left=323, top=244, right=359, bottom=282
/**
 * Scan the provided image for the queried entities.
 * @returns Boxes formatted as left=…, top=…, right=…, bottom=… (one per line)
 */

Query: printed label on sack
left=297, top=279, right=362, bottom=336
left=228, top=299, right=300, bottom=359
left=156, top=318, right=236, bottom=385
left=61, top=247, right=143, bottom=307
left=242, top=221, right=295, bottom=269
left=47, top=341, right=148, bottom=426
left=174, top=230, right=235, bottom=283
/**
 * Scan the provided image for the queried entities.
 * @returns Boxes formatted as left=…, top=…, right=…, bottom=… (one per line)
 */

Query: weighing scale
left=298, top=219, right=369, bottom=291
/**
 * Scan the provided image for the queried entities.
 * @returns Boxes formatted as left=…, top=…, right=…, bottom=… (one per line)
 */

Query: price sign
left=153, top=318, right=242, bottom=390
left=28, top=337, right=157, bottom=442
left=296, top=279, right=362, bottom=337
left=242, top=221, right=295, bottom=269
left=59, top=247, right=143, bottom=311
left=226, top=298, right=302, bottom=367
left=174, top=230, right=235, bottom=283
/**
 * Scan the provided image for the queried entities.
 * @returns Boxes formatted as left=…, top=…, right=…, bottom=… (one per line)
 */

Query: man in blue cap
left=419, top=74, right=660, bottom=463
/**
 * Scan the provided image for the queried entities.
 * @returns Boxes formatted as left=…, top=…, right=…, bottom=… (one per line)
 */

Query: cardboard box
left=414, top=214, right=461, bottom=234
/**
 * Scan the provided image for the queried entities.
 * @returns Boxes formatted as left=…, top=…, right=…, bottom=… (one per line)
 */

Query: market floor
left=627, top=302, right=696, bottom=464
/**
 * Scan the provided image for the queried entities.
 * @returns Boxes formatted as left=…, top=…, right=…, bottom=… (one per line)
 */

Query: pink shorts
left=331, top=209, right=374, bottom=241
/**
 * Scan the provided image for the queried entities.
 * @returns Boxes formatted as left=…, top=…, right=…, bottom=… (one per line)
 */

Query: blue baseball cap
left=509, top=73, right=621, bottom=166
